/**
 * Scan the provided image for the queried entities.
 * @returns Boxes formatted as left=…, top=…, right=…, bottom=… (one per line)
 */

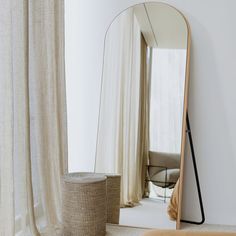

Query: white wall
left=65, top=0, right=236, bottom=226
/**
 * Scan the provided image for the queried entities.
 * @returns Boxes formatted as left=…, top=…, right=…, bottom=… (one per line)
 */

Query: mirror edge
left=176, top=8, right=191, bottom=230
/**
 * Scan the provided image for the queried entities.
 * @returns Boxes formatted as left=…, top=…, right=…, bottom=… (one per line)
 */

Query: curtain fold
left=135, top=35, right=150, bottom=200
left=28, top=1, right=67, bottom=233
left=0, top=0, right=67, bottom=235
left=0, top=1, right=15, bottom=235
left=95, top=9, right=150, bottom=206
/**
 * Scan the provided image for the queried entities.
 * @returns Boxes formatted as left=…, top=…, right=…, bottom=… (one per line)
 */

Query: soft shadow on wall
left=182, top=13, right=236, bottom=225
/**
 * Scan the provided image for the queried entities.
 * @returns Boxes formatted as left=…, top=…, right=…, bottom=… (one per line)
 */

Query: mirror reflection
left=95, top=2, right=189, bottom=229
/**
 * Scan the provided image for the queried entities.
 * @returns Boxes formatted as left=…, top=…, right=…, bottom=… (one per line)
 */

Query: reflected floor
left=119, top=197, right=176, bottom=229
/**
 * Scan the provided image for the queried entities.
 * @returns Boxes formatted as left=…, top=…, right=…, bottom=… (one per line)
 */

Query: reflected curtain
left=95, top=9, right=150, bottom=206
left=0, top=0, right=67, bottom=235
left=137, top=35, right=150, bottom=199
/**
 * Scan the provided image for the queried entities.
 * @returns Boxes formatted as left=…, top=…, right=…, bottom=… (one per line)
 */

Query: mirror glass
left=95, top=2, right=189, bottom=229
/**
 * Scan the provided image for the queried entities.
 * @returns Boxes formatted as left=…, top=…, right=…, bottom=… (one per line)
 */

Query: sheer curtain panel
left=0, top=0, right=67, bottom=235
left=95, top=9, right=149, bottom=206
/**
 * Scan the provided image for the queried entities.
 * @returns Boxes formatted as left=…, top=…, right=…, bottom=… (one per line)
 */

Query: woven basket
left=62, top=173, right=107, bottom=236
left=105, top=174, right=121, bottom=224
left=67, top=172, right=121, bottom=224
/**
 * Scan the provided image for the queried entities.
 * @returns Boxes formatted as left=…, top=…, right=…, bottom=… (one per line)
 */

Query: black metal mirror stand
left=180, top=112, right=205, bottom=225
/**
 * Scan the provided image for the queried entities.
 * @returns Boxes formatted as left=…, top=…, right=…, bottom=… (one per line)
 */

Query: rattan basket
left=105, top=174, right=121, bottom=224
left=62, top=173, right=107, bottom=236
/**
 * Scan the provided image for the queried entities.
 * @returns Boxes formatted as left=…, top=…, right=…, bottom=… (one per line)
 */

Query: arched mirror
left=95, top=2, right=190, bottom=230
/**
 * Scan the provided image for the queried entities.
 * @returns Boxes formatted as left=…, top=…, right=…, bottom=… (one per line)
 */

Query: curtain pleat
left=0, top=1, right=15, bottom=235
left=135, top=35, right=150, bottom=200
left=0, top=0, right=67, bottom=235
left=28, top=1, right=67, bottom=232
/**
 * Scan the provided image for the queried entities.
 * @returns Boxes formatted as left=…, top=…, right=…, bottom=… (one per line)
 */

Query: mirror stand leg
left=180, top=112, right=205, bottom=225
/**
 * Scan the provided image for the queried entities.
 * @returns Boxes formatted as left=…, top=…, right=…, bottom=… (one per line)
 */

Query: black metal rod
left=181, top=112, right=205, bottom=225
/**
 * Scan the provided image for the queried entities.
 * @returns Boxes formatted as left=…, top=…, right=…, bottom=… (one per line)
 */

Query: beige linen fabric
left=0, top=0, right=67, bottom=235
left=0, top=1, right=15, bottom=235
left=136, top=35, right=150, bottom=199
left=95, top=9, right=149, bottom=206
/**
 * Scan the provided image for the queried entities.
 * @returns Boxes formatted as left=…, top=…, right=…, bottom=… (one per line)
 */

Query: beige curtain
left=95, top=9, right=150, bottom=206
left=0, top=0, right=67, bottom=235
left=136, top=35, right=150, bottom=199
left=0, top=2, right=15, bottom=234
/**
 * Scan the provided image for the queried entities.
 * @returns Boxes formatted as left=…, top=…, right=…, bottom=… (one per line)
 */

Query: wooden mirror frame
left=175, top=5, right=191, bottom=230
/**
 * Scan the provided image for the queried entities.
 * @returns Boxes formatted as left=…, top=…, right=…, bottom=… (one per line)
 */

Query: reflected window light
left=149, top=48, right=186, bottom=154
